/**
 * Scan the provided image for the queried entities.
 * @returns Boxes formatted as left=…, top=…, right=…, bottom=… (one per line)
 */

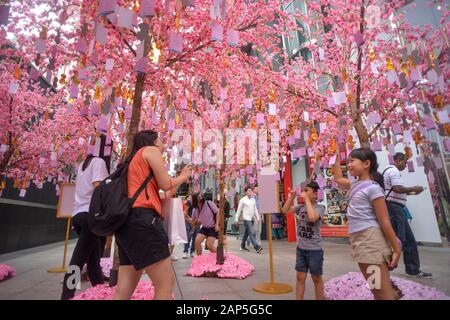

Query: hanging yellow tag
left=39, top=27, right=48, bottom=39
left=122, top=88, right=128, bottom=99
left=13, top=65, right=21, bottom=80
left=94, top=86, right=101, bottom=100
left=311, top=128, right=318, bottom=141
left=59, top=74, right=66, bottom=85
left=368, top=48, right=375, bottom=62
left=342, top=68, right=347, bottom=82
left=400, top=63, right=409, bottom=77
left=386, top=57, right=394, bottom=71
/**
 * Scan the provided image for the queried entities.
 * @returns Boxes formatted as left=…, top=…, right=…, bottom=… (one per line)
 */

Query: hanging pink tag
left=211, top=22, right=223, bottom=41
left=140, top=0, right=155, bottom=17
left=169, top=31, right=183, bottom=53
left=226, top=28, right=238, bottom=46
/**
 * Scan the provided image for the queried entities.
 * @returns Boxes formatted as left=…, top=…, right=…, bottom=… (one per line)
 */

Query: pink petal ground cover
left=72, top=281, right=175, bottom=300
left=0, top=264, right=15, bottom=282
left=187, top=253, right=254, bottom=279
left=81, top=257, right=112, bottom=278
left=325, top=272, right=450, bottom=300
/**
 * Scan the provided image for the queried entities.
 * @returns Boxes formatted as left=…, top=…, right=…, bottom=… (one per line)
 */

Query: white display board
left=257, top=173, right=279, bottom=214
left=56, top=183, right=76, bottom=218
left=375, top=143, right=442, bottom=243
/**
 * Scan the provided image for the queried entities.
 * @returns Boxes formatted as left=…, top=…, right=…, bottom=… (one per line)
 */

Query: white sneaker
left=190, top=252, right=195, bottom=258
left=171, top=254, right=178, bottom=261
left=182, top=252, right=188, bottom=259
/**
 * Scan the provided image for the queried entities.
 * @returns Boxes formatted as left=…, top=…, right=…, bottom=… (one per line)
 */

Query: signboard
left=257, top=174, right=279, bottom=214
left=56, top=183, right=76, bottom=218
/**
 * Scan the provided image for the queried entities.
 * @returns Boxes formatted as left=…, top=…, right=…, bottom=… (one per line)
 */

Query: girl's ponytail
left=370, top=170, right=385, bottom=190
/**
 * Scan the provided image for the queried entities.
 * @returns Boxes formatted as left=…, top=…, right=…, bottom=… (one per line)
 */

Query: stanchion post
left=253, top=181, right=292, bottom=294
left=47, top=216, right=71, bottom=273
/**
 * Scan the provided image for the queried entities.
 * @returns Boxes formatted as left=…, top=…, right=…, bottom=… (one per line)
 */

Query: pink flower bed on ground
left=187, top=253, right=254, bottom=279
left=82, top=257, right=112, bottom=278
left=100, top=257, right=112, bottom=277
left=72, top=280, right=175, bottom=300
left=0, top=264, right=15, bottom=282
left=325, top=272, right=450, bottom=300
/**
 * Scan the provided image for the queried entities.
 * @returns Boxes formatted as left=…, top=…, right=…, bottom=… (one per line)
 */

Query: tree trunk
left=216, top=116, right=231, bottom=265
left=351, top=104, right=370, bottom=148
left=216, top=165, right=226, bottom=265
left=125, top=72, right=147, bottom=152
left=0, top=148, right=14, bottom=176
left=352, top=4, right=370, bottom=149
left=1, top=97, right=14, bottom=176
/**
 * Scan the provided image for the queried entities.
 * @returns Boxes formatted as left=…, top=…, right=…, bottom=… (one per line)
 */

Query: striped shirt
left=383, top=166, right=407, bottom=206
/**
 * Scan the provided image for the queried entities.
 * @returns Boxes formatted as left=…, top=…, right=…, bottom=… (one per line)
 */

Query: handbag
left=161, top=182, right=188, bottom=245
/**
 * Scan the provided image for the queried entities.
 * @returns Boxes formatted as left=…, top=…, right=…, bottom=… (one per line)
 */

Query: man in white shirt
left=234, top=187, right=263, bottom=253
left=383, top=152, right=432, bottom=279
left=252, top=186, right=264, bottom=247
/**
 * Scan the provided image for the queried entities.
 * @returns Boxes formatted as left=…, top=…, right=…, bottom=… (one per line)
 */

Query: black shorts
left=115, top=208, right=170, bottom=271
left=198, top=226, right=218, bottom=238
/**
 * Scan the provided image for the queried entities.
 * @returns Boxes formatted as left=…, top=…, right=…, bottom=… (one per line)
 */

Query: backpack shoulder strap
left=382, top=166, right=395, bottom=176
left=382, top=166, right=396, bottom=199
left=206, top=201, right=217, bottom=215
left=129, top=168, right=154, bottom=207
left=206, top=201, right=218, bottom=224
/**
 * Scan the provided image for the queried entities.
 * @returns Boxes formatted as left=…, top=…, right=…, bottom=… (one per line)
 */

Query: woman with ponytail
left=113, top=130, right=191, bottom=300
left=333, top=147, right=402, bottom=300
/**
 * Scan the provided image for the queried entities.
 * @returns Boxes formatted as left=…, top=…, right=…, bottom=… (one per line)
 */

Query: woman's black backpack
left=88, top=162, right=153, bottom=237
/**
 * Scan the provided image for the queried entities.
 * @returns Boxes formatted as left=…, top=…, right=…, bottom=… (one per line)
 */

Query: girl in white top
left=61, top=155, right=109, bottom=300
left=334, top=148, right=402, bottom=300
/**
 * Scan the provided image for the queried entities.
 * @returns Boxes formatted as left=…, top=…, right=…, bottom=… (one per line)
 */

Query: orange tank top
left=127, top=148, right=162, bottom=215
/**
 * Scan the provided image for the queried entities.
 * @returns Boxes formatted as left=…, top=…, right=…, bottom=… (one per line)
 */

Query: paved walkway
left=1, top=236, right=449, bottom=300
